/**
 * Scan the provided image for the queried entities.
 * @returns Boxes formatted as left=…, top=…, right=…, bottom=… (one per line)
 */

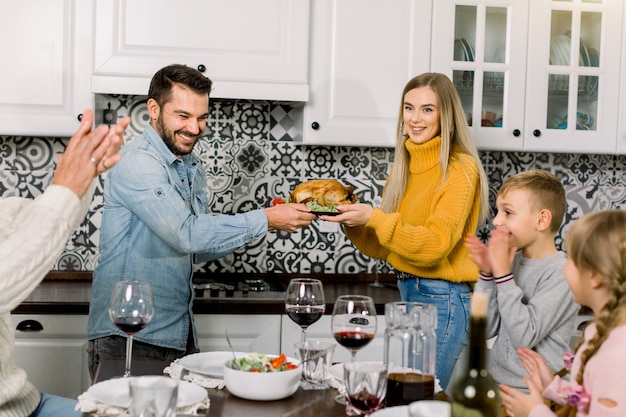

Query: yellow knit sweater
left=345, top=136, right=480, bottom=283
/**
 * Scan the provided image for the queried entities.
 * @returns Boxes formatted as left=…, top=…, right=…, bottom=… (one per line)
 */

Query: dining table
left=88, top=359, right=450, bottom=417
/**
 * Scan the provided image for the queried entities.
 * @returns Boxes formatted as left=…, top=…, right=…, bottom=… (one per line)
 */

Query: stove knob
left=209, top=284, right=220, bottom=297
left=224, top=285, right=235, bottom=297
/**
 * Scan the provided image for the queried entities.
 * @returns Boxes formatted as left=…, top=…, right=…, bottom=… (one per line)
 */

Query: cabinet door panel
left=13, top=339, right=89, bottom=398
left=12, top=314, right=90, bottom=398
left=0, top=0, right=92, bottom=136
left=431, top=0, right=528, bottom=151
left=303, top=0, right=431, bottom=147
left=525, top=0, right=621, bottom=153
left=93, top=0, right=309, bottom=100
left=194, top=315, right=280, bottom=354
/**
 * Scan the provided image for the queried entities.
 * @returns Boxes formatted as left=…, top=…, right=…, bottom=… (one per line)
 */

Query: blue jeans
left=88, top=335, right=198, bottom=380
left=397, top=277, right=471, bottom=390
left=28, top=393, right=81, bottom=417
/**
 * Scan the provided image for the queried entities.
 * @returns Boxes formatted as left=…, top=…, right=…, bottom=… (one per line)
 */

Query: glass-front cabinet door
left=525, top=0, right=621, bottom=153
left=431, top=0, right=530, bottom=151
left=432, top=0, right=623, bottom=154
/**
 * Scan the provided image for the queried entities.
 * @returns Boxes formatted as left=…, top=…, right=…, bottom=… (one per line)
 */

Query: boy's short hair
left=498, top=169, right=566, bottom=233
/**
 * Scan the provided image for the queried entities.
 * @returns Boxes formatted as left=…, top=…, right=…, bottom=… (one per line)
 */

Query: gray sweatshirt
left=474, top=251, right=579, bottom=390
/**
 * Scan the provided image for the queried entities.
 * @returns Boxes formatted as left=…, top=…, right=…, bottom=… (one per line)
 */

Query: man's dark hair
left=148, top=64, right=212, bottom=107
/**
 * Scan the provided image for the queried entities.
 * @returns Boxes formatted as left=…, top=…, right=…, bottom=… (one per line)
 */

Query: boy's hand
left=465, top=233, right=492, bottom=276
left=487, top=226, right=517, bottom=277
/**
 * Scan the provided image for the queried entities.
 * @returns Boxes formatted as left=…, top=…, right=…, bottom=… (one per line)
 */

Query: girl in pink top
left=500, top=210, right=626, bottom=417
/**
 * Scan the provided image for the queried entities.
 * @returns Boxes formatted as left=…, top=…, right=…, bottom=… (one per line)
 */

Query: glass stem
left=351, top=352, right=356, bottom=363
left=124, top=335, right=133, bottom=377
left=301, top=329, right=307, bottom=345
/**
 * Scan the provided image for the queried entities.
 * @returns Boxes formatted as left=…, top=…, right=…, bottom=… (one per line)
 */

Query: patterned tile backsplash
left=2, top=95, right=626, bottom=275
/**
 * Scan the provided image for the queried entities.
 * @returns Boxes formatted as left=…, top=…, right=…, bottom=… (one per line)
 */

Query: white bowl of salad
left=223, top=352, right=302, bottom=401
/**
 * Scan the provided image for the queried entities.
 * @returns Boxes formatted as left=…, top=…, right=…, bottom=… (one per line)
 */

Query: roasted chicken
left=290, top=179, right=358, bottom=207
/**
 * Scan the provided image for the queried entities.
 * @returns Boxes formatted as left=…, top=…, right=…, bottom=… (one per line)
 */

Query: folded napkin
left=326, top=374, right=346, bottom=396
left=75, top=390, right=210, bottom=416
left=163, top=359, right=225, bottom=389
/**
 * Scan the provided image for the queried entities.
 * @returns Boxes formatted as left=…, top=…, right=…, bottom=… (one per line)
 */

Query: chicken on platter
left=271, top=179, right=358, bottom=213
left=290, top=179, right=358, bottom=207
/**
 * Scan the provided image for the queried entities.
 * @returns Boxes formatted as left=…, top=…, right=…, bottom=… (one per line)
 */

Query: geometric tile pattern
left=2, top=95, right=625, bottom=274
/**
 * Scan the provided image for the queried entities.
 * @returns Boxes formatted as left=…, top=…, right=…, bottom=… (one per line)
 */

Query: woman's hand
left=52, top=109, right=130, bottom=198
left=318, top=203, right=374, bottom=227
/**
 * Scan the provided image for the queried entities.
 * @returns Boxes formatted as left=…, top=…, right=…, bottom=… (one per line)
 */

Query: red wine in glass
left=108, top=280, right=154, bottom=377
left=331, top=295, right=377, bottom=362
left=112, top=317, right=149, bottom=335
left=333, top=330, right=375, bottom=350
left=285, top=278, right=325, bottom=344
left=286, top=305, right=325, bottom=328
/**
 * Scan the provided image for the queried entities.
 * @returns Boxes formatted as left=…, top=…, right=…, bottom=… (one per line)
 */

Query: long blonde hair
left=380, top=72, right=490, bottom=226
left=565, top=210, right=626, bottom=385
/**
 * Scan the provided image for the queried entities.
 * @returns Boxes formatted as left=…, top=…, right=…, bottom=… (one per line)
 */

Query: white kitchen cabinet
left=0, top=0, right=93, bottom=136
left=302, top=0, right=432, bottom=147
left=281, top=315, right=385, bottom=363
left=92, top=0, right=310, bottom=101
left=194, top=315, right=281, bottom=354
left=11, top=314, right=91, bottom=399
left=431, top=0, right=623, bottom=154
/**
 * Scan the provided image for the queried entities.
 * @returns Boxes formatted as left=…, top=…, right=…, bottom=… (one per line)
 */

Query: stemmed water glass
left=331, top=294, right=377, bottom=362
left=108, top=280, right=155, bottom=377
left=285, top=278, right=325, bottom=344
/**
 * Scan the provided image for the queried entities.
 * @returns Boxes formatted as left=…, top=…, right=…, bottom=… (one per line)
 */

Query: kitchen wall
left=1, top=95, right=625, bottom=275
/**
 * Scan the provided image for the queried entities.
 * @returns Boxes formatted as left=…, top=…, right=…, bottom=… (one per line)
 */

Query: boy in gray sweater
left=465, top=169, right=579, bottom=390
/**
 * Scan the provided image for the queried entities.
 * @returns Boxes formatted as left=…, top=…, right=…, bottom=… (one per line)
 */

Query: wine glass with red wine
left=108, top=280, right=155, bottom=377
left=331, top=295, right=377, bottom=362
left=285, top=278, right=325, bottom=344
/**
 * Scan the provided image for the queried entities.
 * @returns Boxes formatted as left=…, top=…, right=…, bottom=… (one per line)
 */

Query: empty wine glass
left=108, top=280, right=155, bottom=377
left=331, top=295, right=377, bottom=362
left=285, top=278, right=325, bottom=344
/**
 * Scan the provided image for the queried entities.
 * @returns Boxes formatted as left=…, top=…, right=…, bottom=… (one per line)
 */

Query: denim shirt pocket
left=193, top=191, right=209, bottom=215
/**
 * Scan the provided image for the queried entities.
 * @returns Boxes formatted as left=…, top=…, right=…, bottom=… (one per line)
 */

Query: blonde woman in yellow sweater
left=321, top=72, right=490, bottom=389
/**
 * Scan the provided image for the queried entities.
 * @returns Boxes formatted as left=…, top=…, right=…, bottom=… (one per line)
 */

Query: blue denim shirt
left=87, top=125, right=268, bottom=350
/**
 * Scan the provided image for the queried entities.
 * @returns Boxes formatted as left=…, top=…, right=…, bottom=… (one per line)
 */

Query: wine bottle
left=450, top=292, right=502, bottom=417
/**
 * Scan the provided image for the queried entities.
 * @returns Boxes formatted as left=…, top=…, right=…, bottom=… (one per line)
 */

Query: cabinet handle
left=16, top=319, right=44, bottom=332
left=512, top=129, right=521, bottom=137
left=77, top=113, right=83, bottom=122
left=311, top=122, right=320, bottom=130
left=197, top=64, right=206, bottom=73
left=533, top=129, right=541, bottom=137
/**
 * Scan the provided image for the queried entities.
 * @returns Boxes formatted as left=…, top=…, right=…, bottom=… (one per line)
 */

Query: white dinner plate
left=329, top=363, right=444, bottom=393
left=370, top=405, right=408, bottom=417
left=87, top=378, right=206, bottom=408
left=178, top=351, right=248, bottom=377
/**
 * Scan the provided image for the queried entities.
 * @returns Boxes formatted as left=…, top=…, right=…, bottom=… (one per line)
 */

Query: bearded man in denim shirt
left=87, top=64, right=315, bottom=378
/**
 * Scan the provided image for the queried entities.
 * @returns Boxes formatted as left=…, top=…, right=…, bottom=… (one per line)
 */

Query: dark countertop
left=13, top=273, right=401, bottom=316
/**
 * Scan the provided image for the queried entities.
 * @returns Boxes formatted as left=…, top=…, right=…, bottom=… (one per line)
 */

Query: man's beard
left=155, top=116, right=199, bottom=156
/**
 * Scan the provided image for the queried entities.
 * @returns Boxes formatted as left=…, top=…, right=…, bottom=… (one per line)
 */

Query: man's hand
left=265, top=203, right=316, bottom=232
